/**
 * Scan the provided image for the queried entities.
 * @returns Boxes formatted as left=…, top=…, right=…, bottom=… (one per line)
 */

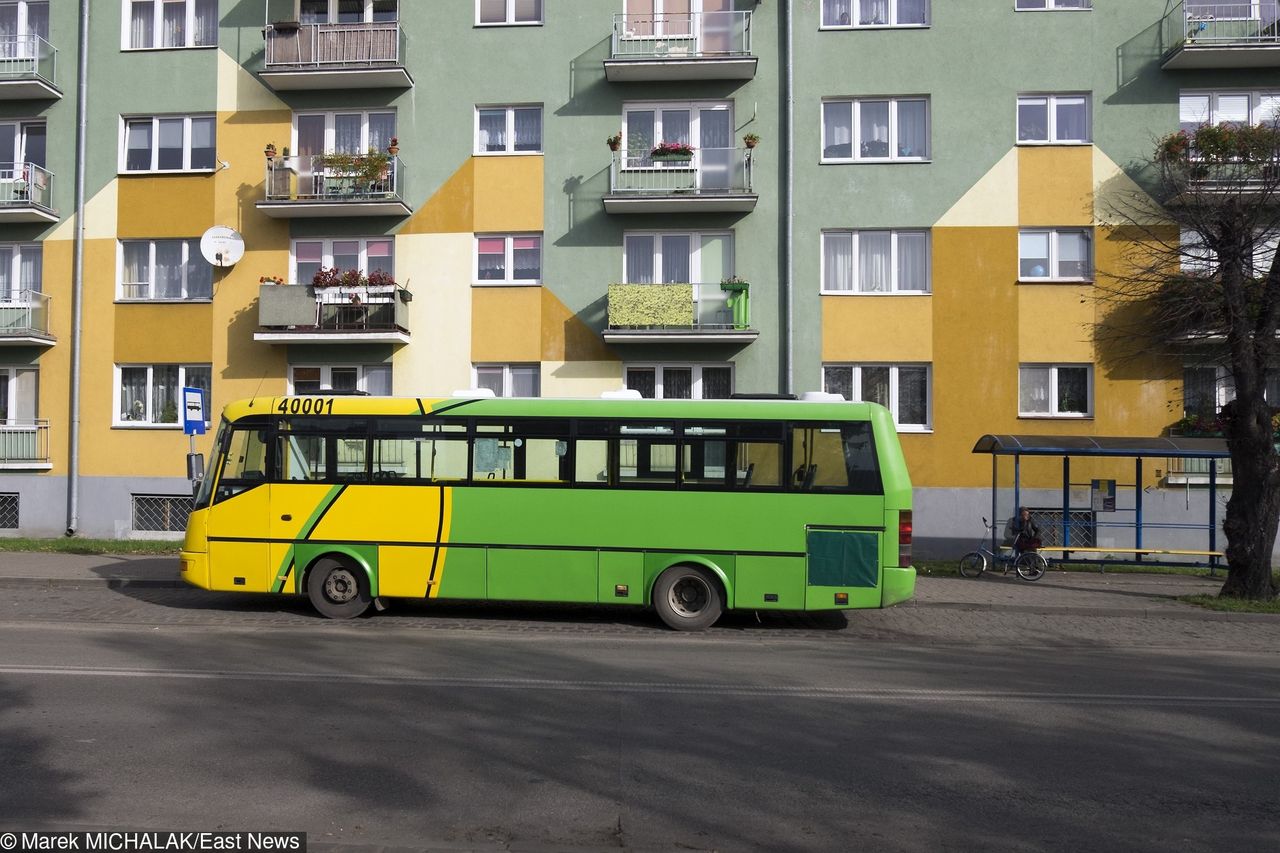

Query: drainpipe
left=782, top=0, right=794, bottom=395
left=66, top=0, right=89, bottom=535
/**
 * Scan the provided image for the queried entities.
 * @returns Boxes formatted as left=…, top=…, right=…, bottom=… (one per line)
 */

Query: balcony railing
left=606, top=148, right=756, bottom=213
left=604, top=282, right=756, bottom=343
left=1167, top=455, right=1234, bottom=481
left=262, top=19, right=410, bottom=88
left=256, top=283, right=411, bottom=344
left=258, top=154, right=410, bottom=217
left=606, top=11, right=756, bottom=80
left=1160, top=2, right=1280, bottom=67
left=0, top=162, right=54, bottom=217
left=0, top=34, right=58, bottom=94
left=0, top=419, right=50, bottom=467
left=0, top=289, right=52, bottom=343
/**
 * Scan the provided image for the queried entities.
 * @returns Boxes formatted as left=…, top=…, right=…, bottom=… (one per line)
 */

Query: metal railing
left=0, top=162, right=53, bottom=209
left=0, top=34, right=56, bottom=85
left=265, top=21, right=402, bottom=68
left=132, top=494, right=193, bottom=533
left=258, top=283, right=410, bottom=333
left=607, top=283, right=751, bottom=331
left=1167, top=456, right=1234, bottom=479
left=264, top=154, right=404, bottom=202
left=611, top=11, right=752, bottom=58
left=1160, top=2, right=1280, bottom=53
left=610, top=148, right=754, bottom=196
left=0, top=289, right=50, bottom=337
left=0, top=419, right=49, bottom=465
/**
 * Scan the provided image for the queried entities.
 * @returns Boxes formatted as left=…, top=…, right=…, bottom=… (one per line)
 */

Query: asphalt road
left=0, top=585, right=1277, bottom=852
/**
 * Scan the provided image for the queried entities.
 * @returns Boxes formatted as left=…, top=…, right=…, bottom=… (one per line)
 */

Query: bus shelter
left=972, top=434, right=1231, bottom=567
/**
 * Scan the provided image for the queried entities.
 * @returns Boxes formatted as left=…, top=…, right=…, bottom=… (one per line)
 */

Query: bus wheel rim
left=669, top=575, right=710, bottom=617
left=324, top=568, right=359, bottom=604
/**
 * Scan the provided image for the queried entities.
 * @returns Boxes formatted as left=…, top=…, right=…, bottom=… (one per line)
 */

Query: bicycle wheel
left=958, top=552, right=987, bottom=578
left=1015, top=551, right=1047, bottom=582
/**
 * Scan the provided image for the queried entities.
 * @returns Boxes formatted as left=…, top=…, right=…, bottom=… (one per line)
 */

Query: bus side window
left=574, top=438, right=610, bottom=486
left=214, top=427, right=269, bottom=502
left=278, top=435, right=326, bottom=482
left=840, top=422, right=882, bottom=494
left=736, top=442, right=782, bottom=489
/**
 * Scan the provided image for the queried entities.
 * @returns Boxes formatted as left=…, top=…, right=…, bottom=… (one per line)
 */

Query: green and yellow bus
left=180, top=395, right=916, bottom=629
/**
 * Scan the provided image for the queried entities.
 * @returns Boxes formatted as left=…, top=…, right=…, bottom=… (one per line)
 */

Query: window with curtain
left=1017, top=94, right=1090, bottom=144
left=0, top=120, right=45, bottom=168
left=625, top=365, right=732, bottom=399
left=119, top=239, right=210, bottom=300
left=822, top=230, right=930, bottom=293
left=1019, top=229, right=1092, bottom=280
left=0, top=243, right=40, bottom=300
left=822, top=97, right=929, bottom=161
left=823, top=363, right=931, bottom=430
left=477, top=0, right=542, bottom=24
left=474, top=364, right=541, bottom=397
left=1019, top=364, right=1092, bottom=417
left=116, top=364, right=210, bottom=425
left=623, top=231, right=733, bottom=285
left=476, top=105, right=543, bottom=154
left=474, top=234, right=542, bottom=284
left=126, top=0, right=217, bottom=49
left=122, top=115, right=215, bottom=172
left=1178, top=91, right=1280, bottom=141
left=290, top=364, right=391, bottom=395
left=1015, top=1, right=1092, bottom=9
left=292, top=238, right=394, bottom=285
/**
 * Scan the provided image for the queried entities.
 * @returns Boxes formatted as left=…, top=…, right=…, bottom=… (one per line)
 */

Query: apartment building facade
left=1, top=0, right=1276, bottom=551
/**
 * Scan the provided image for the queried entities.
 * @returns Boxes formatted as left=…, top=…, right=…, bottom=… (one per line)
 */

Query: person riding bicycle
left=1003, top=507, right=1042, bottom=555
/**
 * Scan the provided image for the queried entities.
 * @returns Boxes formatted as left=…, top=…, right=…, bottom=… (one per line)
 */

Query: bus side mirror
left=187, top=453, right=205, bottom=494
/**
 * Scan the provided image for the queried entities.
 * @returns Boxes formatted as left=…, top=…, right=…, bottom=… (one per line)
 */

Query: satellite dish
left=200, top=226, right=245, bottom=268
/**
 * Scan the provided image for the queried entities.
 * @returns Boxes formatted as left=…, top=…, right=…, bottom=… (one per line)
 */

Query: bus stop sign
left=182, top=386, right=207, bottom=436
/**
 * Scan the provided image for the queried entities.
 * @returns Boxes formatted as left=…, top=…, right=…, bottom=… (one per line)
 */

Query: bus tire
left=653, top=565, right=724, bottom=631
left=307, top=556, right=372, bottom=619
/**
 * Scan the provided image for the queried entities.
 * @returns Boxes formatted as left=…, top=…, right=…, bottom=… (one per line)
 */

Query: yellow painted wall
left=115, top=304, right=214, bottom=361
left=473, top=157, right=543, bottom=233
left=118, top=177, right=217, bottom=238
left=1017, top=285, right=1092, bottom=362
left=393, top=233, right=473, bottom=395
left=1018, top=146, right=1094, bottom=227
left=821, top=296, right=933, bottom=362
left=542, top=361, right=624, bottom=397
left=472, top=287, right=542, bottom=362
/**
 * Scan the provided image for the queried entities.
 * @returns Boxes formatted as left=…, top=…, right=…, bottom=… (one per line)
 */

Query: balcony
left=261, top=20, right=412, bottom=90
left=0, top=162, right=56, bottom=222
left=1160, top=2, right=1280, bottom=68
left=605, top=11, right=756, bottom=82
left=254, top=283, right=411, bottom=345
left=1166, top=455, right=1233, bottom=484
left=1168, top=158, right=1280, bottom=204
left=604, top=149, right=756, bottom=214
left=603, top=282, right=758, bottom=344
left=0, top=290, right=54, bottom=347
left=0, top=420, right=50, bottom=470
left=0, top=35, right=60, bottom=99
left=256, top=154, right=411, bottom=218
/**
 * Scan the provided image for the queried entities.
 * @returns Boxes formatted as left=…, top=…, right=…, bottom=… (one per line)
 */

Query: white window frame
left=473, top=364, right=542, bottom=397
left=117, top=239, right=211, bottom=301
left=120, top=115, right=216, bottom=173
left=1180, top=227, right=1280, bottom=278
left=121, top=0, right=218, bottom=50
left=622, top=230, right=734, bottom=283
left=819, top=0, right=931, bottom=29
left=287, top=364, right=388, bottom=395
left=0, top=365, right=38, bottom=425
left=474, top=104, right=543, bottom=155
left=292, top=110, right=396, bottom=155
left=475, top=0, right=542, bottom=26
left=0, top=119, right=46, bottom=168
left=474, top=233, right=543, bottom=285
left=821, top=97, right=930, bottom=163
left=1016, top=93, right=1091, bottom=145
left=620, top=101, right=734, bottom=169
left=1014, top=1, right=1092, bottom=10
left=624, top=363, right=733, bottom=400
left=1, top=1, right=48, bottom=39
left=1178, top=90, right=1280, bottom=134
left=820, top=229, right=931, bottom=294
left=822, top=363, right=932, bottom=432
left=290, top=237, right=395, bottom=284
left=113, top=363, right=211, bottom=428
left=1018, top=363, right=1093, bottom=418
left=1018, top=228, right=1092, bottom=282
left=0, top=242, right=41, bottom=300
left=298, top=0, right=398, bottom=23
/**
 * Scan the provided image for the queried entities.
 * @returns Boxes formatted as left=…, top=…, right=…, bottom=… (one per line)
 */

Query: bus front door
left=206, top=426, right=272, bottom=592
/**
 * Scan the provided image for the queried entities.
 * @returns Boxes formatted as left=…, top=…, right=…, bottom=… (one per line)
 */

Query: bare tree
left=1099, top=124, right=1280, bottom=600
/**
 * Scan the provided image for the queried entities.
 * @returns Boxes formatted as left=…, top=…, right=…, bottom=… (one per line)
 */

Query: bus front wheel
left=653, top=565, right=724, bottom=631
left=307, top=556, right=372, bottom=619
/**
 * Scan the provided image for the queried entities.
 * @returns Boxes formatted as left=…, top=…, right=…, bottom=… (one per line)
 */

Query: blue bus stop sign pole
left=182, top=387, right=206, bottom=488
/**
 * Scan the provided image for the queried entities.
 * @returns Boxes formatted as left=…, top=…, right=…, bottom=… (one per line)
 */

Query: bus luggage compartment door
left=804, top=527, right=881, bottom=610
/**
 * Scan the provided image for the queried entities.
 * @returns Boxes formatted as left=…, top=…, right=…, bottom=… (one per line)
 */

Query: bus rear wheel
left=653, top=565, right=724, bottom=631
left=307, top=556, right=372, bottom=619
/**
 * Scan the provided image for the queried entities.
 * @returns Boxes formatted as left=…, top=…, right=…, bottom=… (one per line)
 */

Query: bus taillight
left=898, top=511, right=912, bottom=567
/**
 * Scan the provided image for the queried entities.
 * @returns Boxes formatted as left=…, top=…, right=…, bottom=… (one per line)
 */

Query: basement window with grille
left=0, top=493, right=17, bottom=529
left=132, top=494, right=193, bottom=533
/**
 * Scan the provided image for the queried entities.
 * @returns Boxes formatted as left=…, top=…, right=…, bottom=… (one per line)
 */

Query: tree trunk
left=1220, top=399, right=1280, bottom=600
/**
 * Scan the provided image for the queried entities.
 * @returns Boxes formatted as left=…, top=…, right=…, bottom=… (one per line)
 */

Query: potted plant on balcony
left=259, top=274, right=285, bottom=285
left=742, top=133, right=760, bottom=149
left=650, top=141, right=695, bottom=162
left=606, top=132, right=622, bottom=152
left=387, top=137, right=399, bottom=156
left=264, top=142, right=277, bottom=160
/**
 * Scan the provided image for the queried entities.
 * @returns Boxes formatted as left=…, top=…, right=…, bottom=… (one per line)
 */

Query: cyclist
left=1004, top=506, right=1042, bottom=556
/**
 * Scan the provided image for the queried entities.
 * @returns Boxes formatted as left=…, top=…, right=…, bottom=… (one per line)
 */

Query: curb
left=0, top=577, right=187, bottom=590
left=909, top=599, right=1278, bottom=622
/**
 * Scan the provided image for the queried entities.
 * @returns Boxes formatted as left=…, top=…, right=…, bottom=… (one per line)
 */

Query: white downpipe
left=783, top=0, right=794, bottom=396
left=66, top=0, right=89, bottom=535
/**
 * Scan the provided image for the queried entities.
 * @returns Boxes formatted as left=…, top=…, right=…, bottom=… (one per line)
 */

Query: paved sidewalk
left=0, top=550, right=1266, bottom=621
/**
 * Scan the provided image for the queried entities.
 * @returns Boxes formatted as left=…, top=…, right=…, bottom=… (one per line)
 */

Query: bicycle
left=958, top=517, right=1049, bottom=582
